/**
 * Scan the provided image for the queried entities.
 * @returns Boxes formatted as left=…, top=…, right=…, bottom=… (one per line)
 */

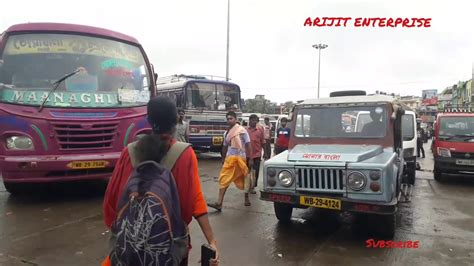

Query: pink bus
left=0, top=23, right=156, bottom=194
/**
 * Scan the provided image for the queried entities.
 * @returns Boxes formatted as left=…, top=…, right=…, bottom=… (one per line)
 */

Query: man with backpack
left=102, top=96, right=219, bottom=266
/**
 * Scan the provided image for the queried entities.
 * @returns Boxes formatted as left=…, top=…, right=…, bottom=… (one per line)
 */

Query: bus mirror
left=154, top=73, right=158, bottom=81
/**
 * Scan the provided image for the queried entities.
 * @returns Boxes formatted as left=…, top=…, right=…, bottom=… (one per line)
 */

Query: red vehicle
left=433, top=106, right=474, bottom=181
left=0, top=23, right=156, bottom=194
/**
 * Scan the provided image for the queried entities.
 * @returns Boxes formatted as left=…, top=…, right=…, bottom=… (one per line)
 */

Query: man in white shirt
left=175, top=108, right=189, bottom=143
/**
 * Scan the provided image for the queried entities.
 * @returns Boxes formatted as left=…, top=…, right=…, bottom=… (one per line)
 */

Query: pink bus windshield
left=0, top=33, right=151, bottom=108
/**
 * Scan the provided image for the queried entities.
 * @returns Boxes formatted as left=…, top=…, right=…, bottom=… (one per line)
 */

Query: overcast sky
left=1, top=0, right=473, bottom=103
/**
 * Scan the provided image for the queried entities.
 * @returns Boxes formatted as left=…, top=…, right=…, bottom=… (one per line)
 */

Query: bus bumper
left=190, top=136, right=223, bottom=152
left=0, top=152, right=121, bottom=183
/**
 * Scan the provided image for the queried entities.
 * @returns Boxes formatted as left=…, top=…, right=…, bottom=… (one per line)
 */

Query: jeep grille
left=296, top=168, right=345, bottom=193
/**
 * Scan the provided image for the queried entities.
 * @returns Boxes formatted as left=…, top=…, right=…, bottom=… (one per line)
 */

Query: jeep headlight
left=278, top=170, right=294, bottom=187
left=6, top=136, right=34, bottom=150
left=437, top=147, right=451, bottom=157
left=348, top=171, right=367, bottom=191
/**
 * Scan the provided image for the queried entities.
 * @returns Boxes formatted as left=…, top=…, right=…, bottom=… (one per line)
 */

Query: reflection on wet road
left=1, top=152, right=474, bottom=265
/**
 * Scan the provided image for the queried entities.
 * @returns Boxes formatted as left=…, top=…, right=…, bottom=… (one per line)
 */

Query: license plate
left=300, top=196, right=341, bottom=210
left=456, top=159, right=474, bottom=166
left=212, top=136, right=223, bottom=146
left=67, top=160, right=109, bottom=169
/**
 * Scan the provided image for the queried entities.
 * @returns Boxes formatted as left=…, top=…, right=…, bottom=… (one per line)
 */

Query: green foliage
left=242, top=97, right=277, bottom=113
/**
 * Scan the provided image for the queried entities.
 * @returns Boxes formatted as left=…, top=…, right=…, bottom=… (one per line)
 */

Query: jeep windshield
left=439, top=116, right=474, bottom=141
left=294, top=105, right=388, bottom=138
left=0, top=33, right=151, bottom=108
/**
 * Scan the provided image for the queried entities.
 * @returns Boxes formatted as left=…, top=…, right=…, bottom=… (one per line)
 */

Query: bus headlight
left=6, top=136, right=34, bottom=150
left=348, top=171, right=366, bottom=191
left=278, top=170, right=294, bottom=187
left=190, top=127, right=200, bottom=133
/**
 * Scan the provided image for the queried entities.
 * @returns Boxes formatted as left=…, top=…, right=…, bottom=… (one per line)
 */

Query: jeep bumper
left=260, top=190, right=397, bottom=215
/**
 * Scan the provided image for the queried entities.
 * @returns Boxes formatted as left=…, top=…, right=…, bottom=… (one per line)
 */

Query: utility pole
left=312, top=43, right=328, bottom=98
left=225, top=0, right=230, bottom=81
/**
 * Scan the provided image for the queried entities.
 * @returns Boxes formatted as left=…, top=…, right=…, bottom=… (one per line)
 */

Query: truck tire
left=406, top=162, right=416, bottom=185
left=434, top=168, right=443, bottom=182
left=274, top=202, right=293, bottom=223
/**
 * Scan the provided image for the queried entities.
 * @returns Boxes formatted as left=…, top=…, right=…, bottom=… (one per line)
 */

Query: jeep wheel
left=406, top=162, right=416, bottom=185
left=372, top=214, right=396, bottom=239
left=274, top=202, right=293, bottom=223
left=434, top=168, right=443, bottom=182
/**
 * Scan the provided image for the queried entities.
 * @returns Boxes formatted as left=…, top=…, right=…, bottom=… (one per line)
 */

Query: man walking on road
left=263, top=117, right=273, bottom=160
left=246, top=114, right=265, bottom=193
left=417, top=124, right=426, bottom=158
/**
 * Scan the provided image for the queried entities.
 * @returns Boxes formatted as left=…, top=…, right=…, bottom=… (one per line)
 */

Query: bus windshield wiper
left=454, top=134, right=474, bottom=137
left=438, top=135, right=453, bottom=140
left=38, top=69, right=81, bottom=112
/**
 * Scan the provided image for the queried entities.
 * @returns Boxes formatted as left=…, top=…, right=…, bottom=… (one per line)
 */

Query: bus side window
left=175, top=92, right=183, bottom=107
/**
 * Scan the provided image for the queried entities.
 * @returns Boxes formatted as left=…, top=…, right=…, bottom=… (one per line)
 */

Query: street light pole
left=225, top=0, right=230, bottom=81
left=312, top=43, right=328, bottom=98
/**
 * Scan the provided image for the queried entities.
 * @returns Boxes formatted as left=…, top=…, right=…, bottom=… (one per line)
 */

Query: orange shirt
left=103, top=140, right=208, bottom=228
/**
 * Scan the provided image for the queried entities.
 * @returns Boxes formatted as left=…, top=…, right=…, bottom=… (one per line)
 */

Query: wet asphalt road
left=1, top=145, right=474, bottom=266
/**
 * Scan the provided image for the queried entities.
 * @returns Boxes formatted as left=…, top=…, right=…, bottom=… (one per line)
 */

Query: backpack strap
left=127, top=141, right=191, bottom=170
left=127, top=141, right=140, bottom=169
left=160, top=142, right=191, bottom=170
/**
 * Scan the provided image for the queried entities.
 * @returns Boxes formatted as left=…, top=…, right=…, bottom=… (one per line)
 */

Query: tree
left=242, top=96, right=276, bottom=113
left=283, top=101, right=295, bottom=112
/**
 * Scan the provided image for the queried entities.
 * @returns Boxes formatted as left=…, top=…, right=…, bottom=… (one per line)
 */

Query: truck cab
left=433, top=106, right=474, bottom=181
left=260, top=91, right=408, bottom=237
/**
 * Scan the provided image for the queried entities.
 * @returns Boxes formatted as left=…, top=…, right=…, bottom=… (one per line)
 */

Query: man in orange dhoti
left=208, top=111, right=253, bottom=210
